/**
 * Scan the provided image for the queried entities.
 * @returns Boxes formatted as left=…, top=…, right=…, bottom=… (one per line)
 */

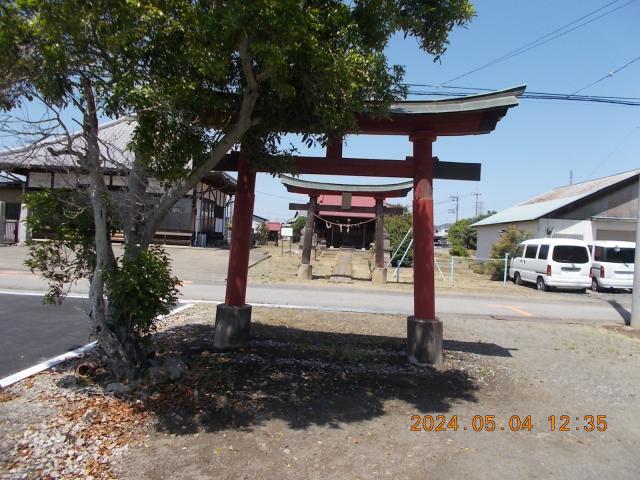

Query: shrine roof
left=280, top=175, right=413, bottom=197
left=317, top=194, right=378, bottom=219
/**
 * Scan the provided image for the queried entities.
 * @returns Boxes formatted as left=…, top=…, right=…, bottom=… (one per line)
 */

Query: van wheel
left=514, top=272, right=522, bottom=286
left=591, top=277, right=599, bottom=293
left=536, top=277, right=548, bottom=292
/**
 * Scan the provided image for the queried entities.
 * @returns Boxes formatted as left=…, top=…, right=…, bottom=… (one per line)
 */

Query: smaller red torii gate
left=280, top=175, right=413, bottom=283
left=212, top=86, right=524, bottom=365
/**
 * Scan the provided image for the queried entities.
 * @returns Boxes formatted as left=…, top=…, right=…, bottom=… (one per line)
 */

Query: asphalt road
left=0, top=280, right=632, bottom=381
left=180, top=281, right=631, bottom=325
left=0, top=293, right=91, bottom=378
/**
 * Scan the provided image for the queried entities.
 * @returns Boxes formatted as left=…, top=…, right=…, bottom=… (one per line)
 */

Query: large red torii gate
left=212, top=86, right=525, bottom=365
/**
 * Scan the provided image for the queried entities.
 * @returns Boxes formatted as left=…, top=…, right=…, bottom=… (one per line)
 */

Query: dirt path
left=330, top=251, right=353, bottom=283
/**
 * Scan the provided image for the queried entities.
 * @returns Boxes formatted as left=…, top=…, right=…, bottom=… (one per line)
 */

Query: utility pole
left=569, top=170, right=573, bottom=185
left=473, top=192, right=482, bottom=217
left=449, top=195, right=459, bottom=222
left=630, top=178, right=640, bottom=328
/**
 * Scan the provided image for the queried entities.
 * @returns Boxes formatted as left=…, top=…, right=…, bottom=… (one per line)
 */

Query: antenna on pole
left=473, top=192, right=482, bottom=217
left=569, top=170, right=574, bottom=185
left=449, top=195, right=459, bottom=222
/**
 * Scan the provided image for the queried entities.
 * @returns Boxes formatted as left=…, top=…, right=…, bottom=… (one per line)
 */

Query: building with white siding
left=473, top=169, right=639, bottom=258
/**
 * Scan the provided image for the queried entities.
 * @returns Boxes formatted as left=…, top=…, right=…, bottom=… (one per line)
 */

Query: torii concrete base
left=297, top=263, right=312, bottom=280
left=214, top=304, right=252, bottom=349
left=371, top=267, right=387, bottom=284
left=407, top=317, right=442, bottom=365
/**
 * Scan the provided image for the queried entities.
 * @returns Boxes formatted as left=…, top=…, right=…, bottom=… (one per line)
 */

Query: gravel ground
left=2, top=305, right=640, bottom=479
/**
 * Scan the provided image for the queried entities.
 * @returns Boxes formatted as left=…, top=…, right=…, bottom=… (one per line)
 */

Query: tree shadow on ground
left=138, top=322, right=511, bottom=436
left=608, top=300, right=630, bottom=326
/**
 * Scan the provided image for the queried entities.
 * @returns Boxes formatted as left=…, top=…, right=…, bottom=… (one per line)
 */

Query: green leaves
left=385, top=213, right=413, bottom=266
left=2, top=0, right=475, bottom=171
left=23, top=189, right=101, bottom=304
left=105, top=245, right=181, bottom=337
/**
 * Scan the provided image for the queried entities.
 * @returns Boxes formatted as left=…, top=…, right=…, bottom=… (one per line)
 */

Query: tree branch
left=143, top=35, right=264, bottom=240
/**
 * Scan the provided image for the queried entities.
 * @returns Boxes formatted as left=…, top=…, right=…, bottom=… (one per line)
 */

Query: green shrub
left=255, top=222, right=269, bottom=245
left=292, top=215, right=306, bottom=243
left=105, top=245, right=181, bottom=337
left=489, top=225, right=529, bottom=280
left=385, top=214, right=413, bottom=265
left=449, top=245, right=469, bottom=257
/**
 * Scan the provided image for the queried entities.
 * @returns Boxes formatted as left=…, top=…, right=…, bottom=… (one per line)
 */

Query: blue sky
left=254, top=0, right=640, bottom=223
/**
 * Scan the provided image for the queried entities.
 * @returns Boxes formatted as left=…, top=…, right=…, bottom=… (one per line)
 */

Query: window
left=514, top=245, right=525, bottom=258
left=538, top=244, right=549, bottom=260
left=525, top=245, right=538, bottom=259
left=603, top=247, right=635, bottom=264
left=593, top=246, right=603, bottom=261
left=552, top=246, right=589, bottom=264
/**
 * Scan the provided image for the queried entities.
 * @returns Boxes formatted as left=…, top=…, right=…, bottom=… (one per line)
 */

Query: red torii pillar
left=407, top=132, right=441, bottom=365
left=214, top=151, right=255, bottom=349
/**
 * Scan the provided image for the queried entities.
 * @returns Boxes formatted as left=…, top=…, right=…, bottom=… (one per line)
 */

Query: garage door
left=596, top=229, right=635, bottom=241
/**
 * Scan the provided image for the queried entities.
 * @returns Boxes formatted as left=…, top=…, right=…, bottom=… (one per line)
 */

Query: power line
left=404, top=88, right=640, bottom=106
left=572, top=54, right=640, bottom=94
left=440, top=0, right=637, bottom=86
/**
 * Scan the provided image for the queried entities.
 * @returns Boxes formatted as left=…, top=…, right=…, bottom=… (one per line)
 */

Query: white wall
left=475, top=221, right=538, bottom=258
left=593, top=219, right=637, bottom=241
left=536, top=218, right=594, bottom=241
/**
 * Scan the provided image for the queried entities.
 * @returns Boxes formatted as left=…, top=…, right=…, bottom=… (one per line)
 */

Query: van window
left=593, top=246, right=603, bottom=261
left=514, top=245, right=525, bottom=258
left=525, top=245, right=538, bottom=259
left=538, top=244, right=549, bottom=260
left=552, top=245, right=589, bottom=264
left=603, top=247, right=635, bottom=264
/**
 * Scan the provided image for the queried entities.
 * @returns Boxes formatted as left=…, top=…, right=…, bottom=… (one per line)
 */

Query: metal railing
left=391, top=253, right=511, bottom=287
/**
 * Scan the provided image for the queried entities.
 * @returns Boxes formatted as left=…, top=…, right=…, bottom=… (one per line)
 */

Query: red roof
left=266, top=221, right=282, bottom=232
left=317, top=194, right=383, bottom=219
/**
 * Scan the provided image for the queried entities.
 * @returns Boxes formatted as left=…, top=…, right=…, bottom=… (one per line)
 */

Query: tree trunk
left=123, top=149, right=152, bottom=260
left=81, top=78, right=146, bottom=381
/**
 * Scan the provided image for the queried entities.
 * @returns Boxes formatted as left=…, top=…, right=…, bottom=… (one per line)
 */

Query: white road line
left=0, top=290, right=89, bottom=298
left=0, top=303, right=195, bottom=389
left=0, top=341, right=97, bottom=388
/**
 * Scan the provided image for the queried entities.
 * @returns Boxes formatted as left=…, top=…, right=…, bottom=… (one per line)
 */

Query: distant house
left=252, top=214, right=268, bottom=233
left=0, top=117, right=236, bottom=246
left=473, top=169, right=639, bottom=258
left=264, top=221, right=281, bottom=243
left=434, top=224, right=451, bottom=243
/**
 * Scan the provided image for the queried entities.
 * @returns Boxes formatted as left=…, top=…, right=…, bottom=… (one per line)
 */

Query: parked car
left=588, top=240, right=635, bottom=292
left=509, top=238, right=591, bottom=292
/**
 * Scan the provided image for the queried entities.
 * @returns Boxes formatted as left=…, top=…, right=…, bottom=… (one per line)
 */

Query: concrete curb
left=0, top=302, right=195, bottom=389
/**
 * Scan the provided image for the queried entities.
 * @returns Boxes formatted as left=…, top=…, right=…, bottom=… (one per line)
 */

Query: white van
left=588, top=240, right=635, bottom=292
left=509, top=238, right=591, bottom=292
